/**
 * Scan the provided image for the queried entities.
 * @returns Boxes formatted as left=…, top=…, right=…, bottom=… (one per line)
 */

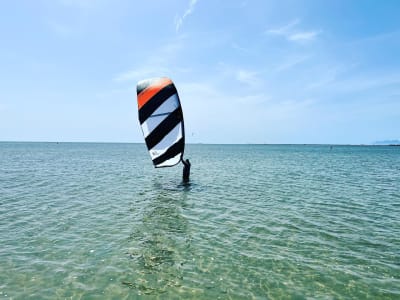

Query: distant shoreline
left=1, top=140, right=399, bottom=146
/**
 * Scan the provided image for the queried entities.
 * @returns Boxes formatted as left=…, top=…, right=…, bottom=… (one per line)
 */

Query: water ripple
left=0, top=143, right=399, bottom=299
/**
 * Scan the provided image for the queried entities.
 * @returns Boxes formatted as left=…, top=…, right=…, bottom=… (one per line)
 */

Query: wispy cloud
left=114, top=67, right=171, bottom=82
left=275, top=55, right=310, bottom=71
left=332, top=73, right=400, bottom=93
left=266, top=19, right=300, bottom=35
left=175, top=0, right=198, bottom=32
left=266, top=19, right=321, bottom=43
left=216, top=63, right=264, bottom=89
left=114, top=37, right=186, bottom=82
left=235, top=69, right=262, bottom=87
left=288, top=30, right=321, bottom=42
left=231, top=42, right=255, bottom=55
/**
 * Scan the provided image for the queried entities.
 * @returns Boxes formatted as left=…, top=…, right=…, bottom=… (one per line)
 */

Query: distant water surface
left=0, top=142, right=399, bottom=299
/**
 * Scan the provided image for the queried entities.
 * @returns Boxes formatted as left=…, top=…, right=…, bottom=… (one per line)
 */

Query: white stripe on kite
left=149, top=123, right=182, bottom=160
left=142, top=94, right=179, bottom=137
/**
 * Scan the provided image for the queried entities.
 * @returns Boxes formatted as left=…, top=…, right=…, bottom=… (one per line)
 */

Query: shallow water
left=1, top=142, right=399, bottom=299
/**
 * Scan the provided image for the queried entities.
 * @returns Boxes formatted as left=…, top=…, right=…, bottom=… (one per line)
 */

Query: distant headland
left=373, top=140, right=400, bottom=146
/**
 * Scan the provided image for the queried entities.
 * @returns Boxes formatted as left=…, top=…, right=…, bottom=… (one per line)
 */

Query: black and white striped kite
left=136, top=77, right=185, bottom=168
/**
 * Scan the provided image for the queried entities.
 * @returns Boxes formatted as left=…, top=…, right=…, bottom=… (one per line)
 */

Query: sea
left=0, top=142, right=399, bottom=299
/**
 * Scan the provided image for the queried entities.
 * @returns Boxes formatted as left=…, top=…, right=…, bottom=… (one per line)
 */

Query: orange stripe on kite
left=137, top=78, right=173, bottom=109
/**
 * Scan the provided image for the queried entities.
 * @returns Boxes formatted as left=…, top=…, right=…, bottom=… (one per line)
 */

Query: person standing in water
left=182, top=158, right=191, bottom=182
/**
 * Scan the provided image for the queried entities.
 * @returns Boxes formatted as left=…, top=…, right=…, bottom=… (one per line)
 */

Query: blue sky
left=1, top=0, right=399, bottom=144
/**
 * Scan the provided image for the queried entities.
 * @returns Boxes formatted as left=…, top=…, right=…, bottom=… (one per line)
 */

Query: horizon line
left=1, top=140, right=398, bottom=146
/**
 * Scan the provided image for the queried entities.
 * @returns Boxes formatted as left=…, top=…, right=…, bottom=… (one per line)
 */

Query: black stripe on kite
left=138, top=84, right=177, bottom=124
left=153, top=137, right=184, bottom=166
left=145, top=108, right=182, bottom=150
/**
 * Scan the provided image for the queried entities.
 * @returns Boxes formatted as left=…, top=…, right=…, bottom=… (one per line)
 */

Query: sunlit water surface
left=1, top=142, right=399, bottom=299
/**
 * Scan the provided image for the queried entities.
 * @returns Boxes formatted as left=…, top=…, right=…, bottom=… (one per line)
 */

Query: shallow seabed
left=1, top=142, right=399, bottom=299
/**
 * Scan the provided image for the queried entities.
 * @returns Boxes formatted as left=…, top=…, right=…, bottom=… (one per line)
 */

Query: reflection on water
left=124, top=180, right=192, bottom=295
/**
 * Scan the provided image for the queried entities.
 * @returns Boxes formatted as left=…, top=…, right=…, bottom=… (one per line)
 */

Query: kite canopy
left=136, top=77, right=185, bottom=168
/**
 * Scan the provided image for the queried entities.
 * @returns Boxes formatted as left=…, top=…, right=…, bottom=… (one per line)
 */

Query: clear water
left=1, top=142, right=399, bottom=299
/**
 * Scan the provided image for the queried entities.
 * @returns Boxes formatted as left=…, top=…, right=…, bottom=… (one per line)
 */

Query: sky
left=0, top=0, right=399, bottom=144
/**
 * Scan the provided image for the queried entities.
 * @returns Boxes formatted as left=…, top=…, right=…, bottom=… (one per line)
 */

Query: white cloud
left=350, top=30, right=400, bottom=46
left=175, top=0, right=198, bottom=32
left=266, top=19, right=320, bottom=43
left=113, top=67, right=171, bottom=82
left=177, top=79, right=275, bottom=143
left=215, top=63, right=264, bottom=89
left=235, top=70, right=261, bottom=87
left=288, top=30, right=321, bottom=42
left=332, top=73, right=400, bottom=93
left=275, top=55, right=310, bottom=71
left=179, top=78, right=321, bottom=143
left=231, top=42, right=255, bottom=55
left=266, top=19, right=300, bottom=36
left=114, top=38, right=186, bottom=82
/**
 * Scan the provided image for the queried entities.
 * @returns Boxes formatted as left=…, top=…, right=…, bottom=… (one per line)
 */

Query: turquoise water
left=1, top=142, right=399, bottom=299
